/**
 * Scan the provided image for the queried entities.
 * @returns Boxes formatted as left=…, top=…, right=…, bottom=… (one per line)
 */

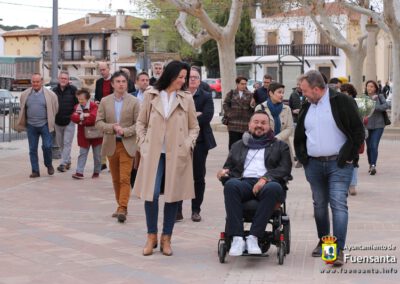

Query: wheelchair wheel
left=283, top=222, right=291, bottom=255
left=278, top=245, right=285, bottom=265
left=218, top=240, right=227, bottom=263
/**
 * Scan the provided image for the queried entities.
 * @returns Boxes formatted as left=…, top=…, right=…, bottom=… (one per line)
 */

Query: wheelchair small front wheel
left=218, top=241, right=227, bottom=263
left=278, top=245, right=285, bottom=265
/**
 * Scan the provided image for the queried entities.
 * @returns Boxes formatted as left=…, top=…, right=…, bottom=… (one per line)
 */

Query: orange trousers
left=108, top=142, right=133, bottom=210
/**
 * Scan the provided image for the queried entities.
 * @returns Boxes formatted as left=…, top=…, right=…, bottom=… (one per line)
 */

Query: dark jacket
left=253, top=86, right=269, bottom=105
left=200, top=81, right=212, bottom=93
left=288, top=88, right=304, bottom=123
left=193, top=88, right=216, bottom=150
left=294, top=89, right=365, bottom=168
left=128, top=79, right=136, bottom=94
left=149, top=77, right=157, bottom=86
left=223, top=138, right=292, bottom=187
left=53, top=84, right=78, bottom=126
left=94, top=77, right=113, bottom=102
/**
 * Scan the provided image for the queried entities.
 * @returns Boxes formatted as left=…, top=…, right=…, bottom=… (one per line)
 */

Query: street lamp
left=140, top=20, right=150, bottom=72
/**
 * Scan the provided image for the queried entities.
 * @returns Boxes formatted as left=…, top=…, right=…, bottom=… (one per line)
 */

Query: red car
left=203, top=78, right=222, bottom=98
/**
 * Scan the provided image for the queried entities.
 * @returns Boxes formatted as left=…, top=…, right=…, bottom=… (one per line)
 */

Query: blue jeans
left=224, top=178, right=286, bottom=238
left=366, top=128, right=384, bottom=166
left=26, top=123, right=53, bottom=173
left=304, top=158, right=353, bottom=250
left=144, top=154, right=179, bottom=235
left=350, top=167, right=358, bottom=187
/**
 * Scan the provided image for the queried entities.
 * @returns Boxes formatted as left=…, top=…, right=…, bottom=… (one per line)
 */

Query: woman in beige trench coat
left=133, top=61, right=199, bottom=256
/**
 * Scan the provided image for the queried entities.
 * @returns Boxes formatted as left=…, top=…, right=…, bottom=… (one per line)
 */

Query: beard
left=250, top=128, right=265, bottom=138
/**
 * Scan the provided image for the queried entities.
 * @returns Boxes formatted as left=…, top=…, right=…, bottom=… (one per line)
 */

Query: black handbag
left=382, top=111, right=391, bottom=126
left=378, top=95, right=391, bottom=126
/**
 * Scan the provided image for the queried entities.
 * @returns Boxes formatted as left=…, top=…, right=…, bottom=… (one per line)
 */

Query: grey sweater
left=366, top=93, right=389, bottom=130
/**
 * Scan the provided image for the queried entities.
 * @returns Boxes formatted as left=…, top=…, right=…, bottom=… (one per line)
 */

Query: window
left=318, top=66, right=331, bottom=81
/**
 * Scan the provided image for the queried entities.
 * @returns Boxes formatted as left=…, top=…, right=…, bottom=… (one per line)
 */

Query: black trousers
left=228, top=131, right=243, bottom=150
left=178, top=142, right=209, bottom=214
left=224, top=178, right=286, bottom=238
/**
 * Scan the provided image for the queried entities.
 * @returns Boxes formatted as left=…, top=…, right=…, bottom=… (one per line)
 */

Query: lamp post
left=140, top=20, right=150, bottom=72
left=112, top=52, right=118, bottom=72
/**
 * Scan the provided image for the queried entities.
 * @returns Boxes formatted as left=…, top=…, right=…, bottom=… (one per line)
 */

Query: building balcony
left=254, top=44, right=339, bottom=57
left=43, top=50, right=110, bottom=61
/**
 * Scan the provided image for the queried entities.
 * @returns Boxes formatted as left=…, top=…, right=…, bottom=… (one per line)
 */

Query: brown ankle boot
left=160, top=234, right=173, bottom=256
left=143, top=234, right=158, bottom=256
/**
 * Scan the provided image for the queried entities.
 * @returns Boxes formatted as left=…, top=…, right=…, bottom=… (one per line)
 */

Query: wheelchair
left=218, top=197, right=291, bottom=265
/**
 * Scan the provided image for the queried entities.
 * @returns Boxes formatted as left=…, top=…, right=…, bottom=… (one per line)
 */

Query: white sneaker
left=246, top=235, right=262, bottom=254
left=229, top=236, right=245, bottom=256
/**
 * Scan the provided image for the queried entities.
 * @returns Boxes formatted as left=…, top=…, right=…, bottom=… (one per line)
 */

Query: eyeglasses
left=189, top=76, right=200, bottom=80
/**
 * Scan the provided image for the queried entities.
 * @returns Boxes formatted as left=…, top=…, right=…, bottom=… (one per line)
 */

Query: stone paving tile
left=0, top=135, right=399, bottom=283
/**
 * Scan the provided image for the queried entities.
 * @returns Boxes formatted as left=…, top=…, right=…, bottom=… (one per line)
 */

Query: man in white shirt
left=217, top=111, right=292, bottom=256
left=294, top=70, right=364, bottom=266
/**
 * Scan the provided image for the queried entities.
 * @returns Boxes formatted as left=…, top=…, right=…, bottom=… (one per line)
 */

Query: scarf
left=242, top=130, right=275, bottom=149
left=267, top=99, right=283, bottom=135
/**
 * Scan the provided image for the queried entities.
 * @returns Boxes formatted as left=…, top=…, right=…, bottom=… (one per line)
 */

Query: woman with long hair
left=364, top=80, right=389, bottom=175
left=133, top=61, right=199, bottom=256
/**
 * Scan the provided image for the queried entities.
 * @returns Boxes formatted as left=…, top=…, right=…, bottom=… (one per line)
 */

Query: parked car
left=0, top=89, right=20, bottom=115
left=203, top=78, right=222, bottom=98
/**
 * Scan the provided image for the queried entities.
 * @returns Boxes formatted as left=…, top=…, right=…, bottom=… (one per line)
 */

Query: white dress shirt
left=160, top=90, right=177, bottom=153
left=243, top=148, right=267, bottom=178
left=305, top=88, right=347, bottom=157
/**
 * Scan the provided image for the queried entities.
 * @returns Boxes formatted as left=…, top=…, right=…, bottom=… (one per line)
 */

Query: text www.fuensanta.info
left=320, top=267, right=398, bottom=274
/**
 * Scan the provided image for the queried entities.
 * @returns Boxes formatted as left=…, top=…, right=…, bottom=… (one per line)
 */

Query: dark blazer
left=223, top=138, right=292, bottom=187
left=94, top=78, right=114, bottom=102
left=294, top=88, right=365, bottom=168
left=128, top=79, right=136, bottom=94
left=193, top=88, right=216, bottom=150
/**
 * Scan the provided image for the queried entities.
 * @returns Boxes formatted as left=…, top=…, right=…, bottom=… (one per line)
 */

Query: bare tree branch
left=175, top=12, right=212, bottom=48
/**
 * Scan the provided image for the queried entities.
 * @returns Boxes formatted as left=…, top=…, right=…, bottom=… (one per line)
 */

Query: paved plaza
left=0, top=129, right=399, bottom=284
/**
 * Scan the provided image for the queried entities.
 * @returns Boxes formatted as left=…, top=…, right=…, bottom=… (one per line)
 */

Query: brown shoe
left=349, top=186, right=357, bottom=196
left=160, top=234, right=173, bottom=256
left=117, top=207, right=127, bottom=223
left=47, top=166, right=55, bottom=175
left=143, top=233, right=158, bottom=256
left=65, top=163, right=71, bottom=170
left=29, top=172, right=40, bottom=178
left=111, top=211, right=118, bottom=218
left=333, top=249, right=344, bottom=267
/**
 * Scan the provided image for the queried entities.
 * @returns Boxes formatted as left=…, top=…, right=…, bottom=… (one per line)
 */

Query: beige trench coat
left=133, top=88, right=200, bottom=202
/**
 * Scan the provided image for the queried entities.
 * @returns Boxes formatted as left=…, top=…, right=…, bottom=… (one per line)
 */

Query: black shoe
left=57, top=165, right=66, bottom=172
left=175, top=211, right=183, bottom=222
left=101, top=164, right=107, bottom=171
left=29, top=172, right=40, bottom=178
left=312, top=240, right=323, bottom=257
left=117, top=213, right=126, bottom=223
left=191, top=212, right=201, bottom=222
left=333, top=249, right=344, bottom=267
left=47, top=166, right=55, bottom=175
left=370, top=165, right=376, bottom=175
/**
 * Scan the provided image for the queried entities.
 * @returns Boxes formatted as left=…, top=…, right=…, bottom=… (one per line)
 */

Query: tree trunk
left=217, top=37, right=237, bottom=99
left=391, top=39, right=400, bottom=126
left=345, top=51, right=365, bottom=95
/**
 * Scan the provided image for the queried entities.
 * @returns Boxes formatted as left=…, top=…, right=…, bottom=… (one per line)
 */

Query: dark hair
left=76, top=88, right=91, bottom=100
left=269, top=82, right=285, bottom=93
left=328, top=77, right=342, bottom=84
left=136, top=71, right=149, bottom=80
left=251, top=110, right=271, bottom=121
left=340, top=83, right=357, bottom=98
left=365, top=80, right=379, bottom=94
left=235, top=76, right=248, bottom=84
left=154, top=60, right=190, bottom=91
left=111, top=70, right=129, bottom=82
left=263, top=74, right=273, bottom=80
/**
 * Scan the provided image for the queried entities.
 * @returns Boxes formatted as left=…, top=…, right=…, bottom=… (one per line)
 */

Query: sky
left=0, top=0, right=144, bottom=28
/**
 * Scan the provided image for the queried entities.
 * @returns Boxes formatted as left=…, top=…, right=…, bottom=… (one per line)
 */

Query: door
left=318, top=66, right=331, bottom=82
left=291, top=31, right=303, bottom=55
left=80, top=40, right=85, bottom=59
left=266, top=31, right=278, bottom=55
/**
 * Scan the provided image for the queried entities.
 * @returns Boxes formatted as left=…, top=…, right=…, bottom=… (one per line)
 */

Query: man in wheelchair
left=217, top=111, right=292, bottom=256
